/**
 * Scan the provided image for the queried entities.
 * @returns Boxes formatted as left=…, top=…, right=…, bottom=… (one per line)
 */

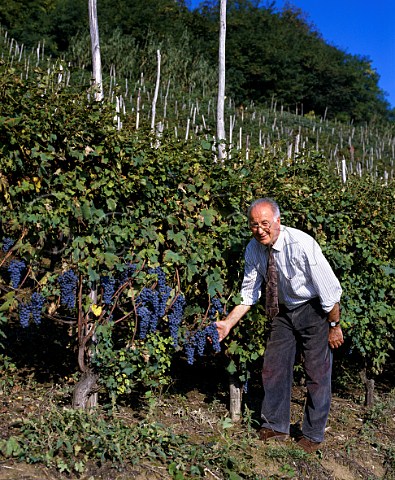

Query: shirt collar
left=271, top=225, right=286, bottom=252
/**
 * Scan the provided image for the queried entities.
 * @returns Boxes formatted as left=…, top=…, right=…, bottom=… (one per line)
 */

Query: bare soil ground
left=0, top=357, right=394, bottom=480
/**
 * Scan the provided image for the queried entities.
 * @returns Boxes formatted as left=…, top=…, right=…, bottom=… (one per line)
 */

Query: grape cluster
left=58, top=270, right=78, bottom=309
left=101, top=276, right=116, bottom=305
left=209, top=297, right=224, bottom=319
left=136, top=287, right=159, bottom=338
left=2, top=237, right=14, bottom=253
left=136, top=305, right=151, bottom=339
left=204, top=323, right=221, bottom=353
left=31, top=292, right=45, bottom=325
left=168, top=294, right=186, bottom=347
left=19, top=302, right=31, bottom=328
left=148, top=291, right=160, bottom=333
left=184, top=338, right=196, bottom=365
left=136, top=268, right=175, bottom=338
left=8, top=260, right=26, bottom=289
left=18, top=292, right=46, bottom=328
left=152, top=267, right=171, bottom=317
left=118, top=263, right=137, bottom=285
left=195, top=330, right=206, bottom=356
left=190, top=322, right=221, bottom=363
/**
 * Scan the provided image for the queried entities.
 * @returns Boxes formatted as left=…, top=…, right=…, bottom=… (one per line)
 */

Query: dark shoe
left=258, top=427, right=288, bottom=442
left=296, top=436, right=322, bottom=453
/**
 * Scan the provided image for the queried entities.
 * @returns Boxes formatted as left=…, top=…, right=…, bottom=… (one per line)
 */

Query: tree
left=88, top=0, right=103, bottom=101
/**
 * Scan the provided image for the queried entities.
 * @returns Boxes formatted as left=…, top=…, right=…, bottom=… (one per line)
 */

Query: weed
left=0, top=402, right=260, bottom=478
left=0, top=354, right=17, bottom=394
left=359, top=389, right=395, bottom=477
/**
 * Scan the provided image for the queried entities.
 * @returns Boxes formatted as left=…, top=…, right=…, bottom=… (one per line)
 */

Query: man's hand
left=328, top=326, right=344, bottom=349
left=214, top=304, right=251, bottom=342
left=327, top=303, right=343, bottom=349
left=215, top=320, right=232, bottom=342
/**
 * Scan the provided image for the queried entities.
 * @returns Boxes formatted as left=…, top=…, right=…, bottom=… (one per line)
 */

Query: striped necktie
left=265, top=246, right=279, bottom=319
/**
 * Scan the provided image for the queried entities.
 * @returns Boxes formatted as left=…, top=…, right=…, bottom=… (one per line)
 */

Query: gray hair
left=247, top=198, right=281, bottom=219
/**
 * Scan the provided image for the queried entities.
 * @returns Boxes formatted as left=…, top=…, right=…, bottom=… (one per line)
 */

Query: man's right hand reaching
left=215, top=320, right=232, bottom=342
left=214, top=304, right=252, bottom=342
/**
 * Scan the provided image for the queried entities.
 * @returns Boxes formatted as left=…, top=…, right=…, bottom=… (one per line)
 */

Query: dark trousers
left=260, top=298, right=332, bottom=443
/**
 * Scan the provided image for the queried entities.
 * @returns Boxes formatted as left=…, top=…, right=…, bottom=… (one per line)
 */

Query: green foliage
left=0, top=57, right=394, bottom=397
left=0, top=354, right=17, bottom=394
left=0, top=406, right=257, bottom=477
left=360, top=389, right=395, bottom=476
left=93, top=324, right=174, bottom=403
left=225, top=304, right=267, bottom=383
left=67, top=27, right=217, bottom=98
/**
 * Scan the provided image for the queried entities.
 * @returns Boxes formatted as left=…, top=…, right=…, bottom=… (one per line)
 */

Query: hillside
left=0, top=0, right=393, bottom=122
left=1, top=24, right=394, bottom=182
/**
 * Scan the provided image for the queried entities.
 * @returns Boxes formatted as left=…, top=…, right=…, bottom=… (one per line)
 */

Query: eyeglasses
left=249, top=220, right=275, bottom=231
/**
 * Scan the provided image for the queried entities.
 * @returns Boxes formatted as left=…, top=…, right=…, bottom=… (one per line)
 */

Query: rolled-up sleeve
left=240, top=242, right=265, bottom=306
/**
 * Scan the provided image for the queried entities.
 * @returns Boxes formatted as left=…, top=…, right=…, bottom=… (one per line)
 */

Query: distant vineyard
left=1, top=25, right=394, bottom=183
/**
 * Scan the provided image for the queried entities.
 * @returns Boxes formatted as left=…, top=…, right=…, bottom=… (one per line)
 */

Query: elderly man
left=216, top=198, right=343, bottom=453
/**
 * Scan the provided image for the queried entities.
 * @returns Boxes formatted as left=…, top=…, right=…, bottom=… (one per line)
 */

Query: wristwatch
left=329, top=320, right=340, bottom=328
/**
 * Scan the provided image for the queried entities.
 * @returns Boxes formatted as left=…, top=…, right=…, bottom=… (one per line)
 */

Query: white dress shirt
left=240, top=226, right=342, bottom=313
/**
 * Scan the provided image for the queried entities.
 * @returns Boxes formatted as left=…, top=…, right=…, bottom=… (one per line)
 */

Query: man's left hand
left=328, top=326, right=344, bottom=349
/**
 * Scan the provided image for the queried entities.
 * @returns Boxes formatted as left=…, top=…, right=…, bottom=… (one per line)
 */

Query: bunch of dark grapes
left=168, top=294, right=186, bottom=347
left=2, top=237, right=14, bottom=253
left=58, top=270, right=78, bottom=309
left=137, top=305, right=151, bottom=339
left=184, top=337, right=196, bottom=365
left=118, top=263, right=137, bottom=285
left=101, top=276, right=116, bottom=305
left=136, top=287, right=159, bottom=337
left=152, top=267, right=171, bottom=317
left=194, top=322, right=221, bottom=358
left=8, top=260, right=26, bottom=288
left=149, top=291, right=161, bottom=332
left=31, top=292, right=45, bottom=325
left=205, top=323, right=221, bottom=353
left=209, top=297, right=224, bottom=319
left=19, top=302, right=31, bottom=328
left=195, top=330, right=207, bottom=356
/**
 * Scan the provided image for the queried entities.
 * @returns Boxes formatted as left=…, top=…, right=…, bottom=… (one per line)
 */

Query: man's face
left=249, top=203, right=281, bottom=246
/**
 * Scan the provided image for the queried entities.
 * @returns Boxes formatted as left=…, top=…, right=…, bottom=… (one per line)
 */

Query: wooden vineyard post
left=360, top=366, right=375, bottom=408
left=229, top=375, right=242, bottom=421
